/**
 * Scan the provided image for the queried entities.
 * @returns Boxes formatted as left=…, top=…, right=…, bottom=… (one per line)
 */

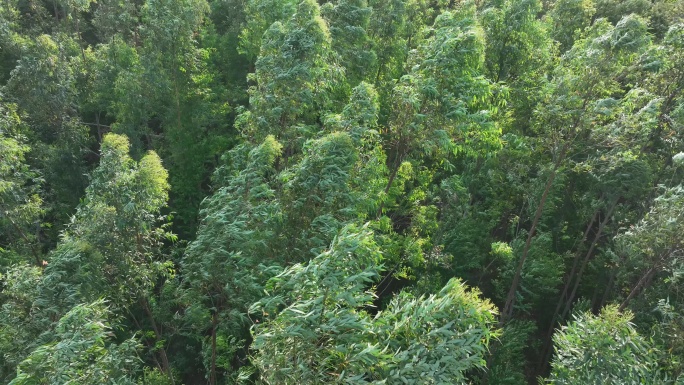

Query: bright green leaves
left=0, top=104, right=43, bottom=266
left=375, top=278, right=497, bottom=383
left=0, top=264, right=45, bottom=383
left=250, top=225, right=383, bottom=384
left=549, top=0, right=596, bottom=52
left=244, top=0, right=338, bottom=144
left=321, top=0, right=376, bottom=86
left=251, top=225, right=498, bottom=384
left=38, top=133, right=171, bottom=314
left=375, top=6, right=500, bottom=284
left=80, top=133, right=169, bottom=235
left=9, top=300, right=140, bottom=385
left=239, top=0, right=297, bottom=62
left=548, top=306, right=662, bottom=384
left=386, top=4, right=499, bottom=164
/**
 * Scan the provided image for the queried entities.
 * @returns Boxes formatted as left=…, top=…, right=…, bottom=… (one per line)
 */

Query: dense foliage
left=1, top=0, right=683, bottom=383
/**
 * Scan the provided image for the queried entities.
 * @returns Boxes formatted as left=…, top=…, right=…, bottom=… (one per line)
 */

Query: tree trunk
left=619, top=266, right=656, bottom=311
left=559, top=198, right=618, bottom=320
left=538, top=198, right=617, bottom=371
left=142, top=299, right=174, bottom=383
left=500, top=142, right=568, bottom=325
left=537, top=208, right=599, bottom=371
left=210, top=311, right=218, bottom=385
left=376, top=162, right=400, bottom=218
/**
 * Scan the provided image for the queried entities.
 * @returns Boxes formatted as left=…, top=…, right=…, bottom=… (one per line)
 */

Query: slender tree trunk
left=500, top=142, right=569, bottom=325
left=537, top=208, right=599, bottom=371
left=598, top=265, right=618, bottom=310
left=8, top=217, right=42, bottom=267
left=141, top=298, right=174, bottom=383
left=376, top=141, right=405, bottom=218
left=538, top=198, right=617, bottom=371
left=376, top=163, right=400, bottom=218
left=559, top=198, right=618, bottom=320
left=619, top=266, right=656, bottom=311
left=210, top=311, right=218, bottom=385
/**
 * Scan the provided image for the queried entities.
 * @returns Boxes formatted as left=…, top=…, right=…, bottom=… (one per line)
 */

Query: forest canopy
left=1, top=0, right=684, bottom=383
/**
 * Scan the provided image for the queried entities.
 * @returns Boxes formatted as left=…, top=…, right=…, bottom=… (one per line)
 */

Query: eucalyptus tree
left=321, top=0, right=376, bottom=87
left=371, top=6, right=500, bottom=287
left=86, top=37, right=146, bottom=145
left=3, top=33, right=89, bottom=234
left=500, top=15, right=653, bottom=323
left=36, top=133, right=171, bottom=317
left=603, top=175, right=684, bottom=380
left=277, top=81, right=388, bottom=258
left=250, top=224, right=498, bottom=384
left=238, top=0, right=296, bottom=64
left=178, top=81, right=386, bottom=383
left=91, top=0, right=140, bottom=42
left=548, top=0, right=596, bottom=52
left=380, top=4, right=498, bottom=216
left=480, top=0, right=554, bottom=132
left=9, top=300, right=140, bottom=385
left=366, top=0, right=407, bottom=96
left=278, top=81, right=389, bottom=278
left=3, top=33, right=82, bottom=149
left=0, top=264, right=46, bottom=383
left=139, top=0, right=218, bottom=236
left=241, top=0, right=340, bottom=152
left=180, top=135, right=283, bottom=384
left=30, top=133, right=175, bottom=379
left=481, top=0, right=552, bottom=84
left=548, top=306, right=663, bottom=384
left=647, top=24, right=684, bottom=156
left=0, top=103, right=43, bottom=267
left=614, top=184, right=684, bottom=311
left=536, top=89, right=660, bottom=369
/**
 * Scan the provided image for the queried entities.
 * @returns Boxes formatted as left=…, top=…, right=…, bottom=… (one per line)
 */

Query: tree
left=3, top=33, right=90, bottom=236
left=279, top=132, right=362, bottom=258
left=241, top=0, right=339, bottom=148
left=251, top=224, right=498, bottom=384
left=379, top=4, right=499, bottom=217
left=9, top=300, right=140, bottom=385
left=615, top=184, right=684, bottom=311
left=36, top=133, right=171, bottom=316
left=480, top=0, right=554, bottom=132
left=238, top=0, right=296, bottom=63
left=548, top=0, right=596, bottom=52
left=500, top=15, right=653, bottom=323
left=0, top=102, right=43, bottom=267
left=180, top=135, right=283, bottom=384
left=321, top=0, right=376, bottom=86
left=140, top=0, right=221, bottom=237
left=0, top=264, right=46, bottom=383
left=548, top=305, right=663, bottom=384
